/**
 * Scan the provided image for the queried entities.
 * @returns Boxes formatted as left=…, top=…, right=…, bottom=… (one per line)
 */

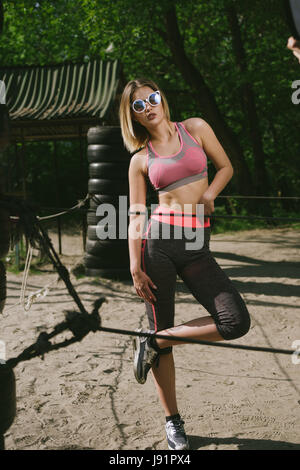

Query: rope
left=38, top=194, right=91, bottom=221
left=138, top=212, right=300, bottom=222
left=19, top=243, right=33, bottom=309
left=5, top=193, right=300, bottom=225
left=1, top=194, right=299, bottom=369
left=2, top=241, right=60, bottom=315
left=8, top=194, right=91, bottom=222
left=218, top=195, right=300, bottom=200
left=5, top=302, right=298, bottom=370
left=3, top=277, right=60, bottom=316
left=6, top=194, right=300, bottom=224
left=24, top=282, right=56, bottom=312
left=207, top=214, right=300, bottom=222
left=10, top=212, right=300, bottom=223
left=97, top=327, right=297, bottom=356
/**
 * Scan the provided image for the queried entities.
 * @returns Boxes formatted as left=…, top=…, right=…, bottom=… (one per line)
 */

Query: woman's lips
left=147, top=113, right=156, bottom=120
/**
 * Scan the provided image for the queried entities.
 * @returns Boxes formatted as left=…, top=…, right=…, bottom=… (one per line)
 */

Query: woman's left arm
left=185, top=118, right=234, bottom=214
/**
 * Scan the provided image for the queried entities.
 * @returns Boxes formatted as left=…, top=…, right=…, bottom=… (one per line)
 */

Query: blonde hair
left=119, top=78, right=171, bottom=153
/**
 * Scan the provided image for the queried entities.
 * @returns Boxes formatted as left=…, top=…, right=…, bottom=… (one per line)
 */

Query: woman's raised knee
left=214, top=291, right=251, bottom=340
left=218, top=309, right=251, bottom=340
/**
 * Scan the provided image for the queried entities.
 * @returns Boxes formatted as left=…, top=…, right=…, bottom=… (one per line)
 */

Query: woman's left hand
left=201, top=192, right=215, bottom=215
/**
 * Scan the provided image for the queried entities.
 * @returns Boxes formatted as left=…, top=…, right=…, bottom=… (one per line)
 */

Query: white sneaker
left=165, top=417, right=189, bottom=450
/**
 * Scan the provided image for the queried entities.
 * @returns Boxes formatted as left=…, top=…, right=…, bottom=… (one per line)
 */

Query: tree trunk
left=163, top=6, right=253, bottom=196
left=225, top=3, right=270, bottom=197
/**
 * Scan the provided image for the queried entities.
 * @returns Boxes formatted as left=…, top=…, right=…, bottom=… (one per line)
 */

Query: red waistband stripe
left=150, top=206, right=210, bottom=228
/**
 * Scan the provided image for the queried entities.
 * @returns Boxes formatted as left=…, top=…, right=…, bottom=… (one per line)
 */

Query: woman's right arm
left=128, top=153, right=157, bottom=303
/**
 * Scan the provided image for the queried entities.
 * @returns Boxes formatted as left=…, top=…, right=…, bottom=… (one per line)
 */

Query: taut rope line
left=1, top=195, right=298, bottom=369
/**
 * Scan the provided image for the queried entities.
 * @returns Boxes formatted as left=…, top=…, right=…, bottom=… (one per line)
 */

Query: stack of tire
left=85, top=126, right=131, bottom=280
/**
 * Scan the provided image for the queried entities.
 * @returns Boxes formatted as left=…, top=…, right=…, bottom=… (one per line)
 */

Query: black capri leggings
left=141, top=206, right=251, bottom=349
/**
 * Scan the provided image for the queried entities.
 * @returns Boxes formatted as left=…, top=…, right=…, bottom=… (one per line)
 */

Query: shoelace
left=167, top=418, right=185, bottom=434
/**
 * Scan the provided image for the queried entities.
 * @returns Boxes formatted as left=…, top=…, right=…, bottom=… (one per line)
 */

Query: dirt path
left=1, top=227, right=300, bottom=450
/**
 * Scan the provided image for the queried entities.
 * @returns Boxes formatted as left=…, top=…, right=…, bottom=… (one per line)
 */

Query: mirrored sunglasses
left=131, top=90, right=161, bottom=113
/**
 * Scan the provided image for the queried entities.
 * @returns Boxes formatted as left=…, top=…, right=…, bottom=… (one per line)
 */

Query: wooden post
left=15, top=242, right=19, bottom=270
left=3, top=142, right=13, bottom=194
left=14, top=142, right=18, bottom=194
left=79, top=126, right=87, bottom=252
left=53, top=140, right=62, bottom=255
left=78, top=125, right=84, bottom=177
left=20, top=130, right=27, bottom=200
left=20, top=130, right=28, bottom=256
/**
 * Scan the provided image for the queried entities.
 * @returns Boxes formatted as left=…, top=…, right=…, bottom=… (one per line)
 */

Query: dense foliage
left=0, top=0, right=299, bottom=217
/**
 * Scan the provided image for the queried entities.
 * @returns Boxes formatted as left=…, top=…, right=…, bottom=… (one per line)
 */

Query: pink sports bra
left=147, top=122, right=208, bottom=194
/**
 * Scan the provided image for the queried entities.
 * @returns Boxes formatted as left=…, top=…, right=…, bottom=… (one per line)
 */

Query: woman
left=119, top=78, right=251, bottom=450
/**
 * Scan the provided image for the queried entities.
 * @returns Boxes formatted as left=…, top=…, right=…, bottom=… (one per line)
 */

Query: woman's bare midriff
left=141, top=154, right=209, bottom=214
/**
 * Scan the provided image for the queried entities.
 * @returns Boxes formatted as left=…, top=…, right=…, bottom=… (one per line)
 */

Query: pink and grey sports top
left=147, top=122, right=208, bottom=194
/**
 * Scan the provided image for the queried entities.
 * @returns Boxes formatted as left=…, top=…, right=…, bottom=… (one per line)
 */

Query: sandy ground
left=1, top=227, right=300, bottom=450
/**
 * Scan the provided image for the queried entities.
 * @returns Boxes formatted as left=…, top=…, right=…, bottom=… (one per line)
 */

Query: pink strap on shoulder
left=180, top=121, right=202, bottom=146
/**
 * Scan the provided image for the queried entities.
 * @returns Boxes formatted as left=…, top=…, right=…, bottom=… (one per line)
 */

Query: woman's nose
left=145, top=101, right=152, bottom=112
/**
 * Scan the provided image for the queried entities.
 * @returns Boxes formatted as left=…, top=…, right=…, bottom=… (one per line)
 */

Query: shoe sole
left=168, top=443, right=190, bottom=450
left=132, top=331, right=146, bottom=384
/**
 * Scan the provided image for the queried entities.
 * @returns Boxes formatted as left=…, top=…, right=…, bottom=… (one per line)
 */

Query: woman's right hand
left=131, top=269, right=157, bottom=304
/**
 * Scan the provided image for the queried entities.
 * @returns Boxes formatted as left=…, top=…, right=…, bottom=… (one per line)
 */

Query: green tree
left=0, top=0, right=299, bottom=209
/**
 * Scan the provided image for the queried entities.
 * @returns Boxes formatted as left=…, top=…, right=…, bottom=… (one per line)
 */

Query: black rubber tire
left=87, top=126, right=124, bottom=145
left=87, top=144, right=129, bottom=163
left=88, top=178, right=128, bottom=195
left=87, top=224, right=129, bottom=241
left=87, top=210, right=104, bottom=225
left=0, top=261, right=6, bottom=314
left=0, top=364, right=16, bottom=435
left=0, top=207, right=10, bottom=259
left=85, top=239, right=128, bottom=255
left=89, top=194, right=129, bottom=210
left=84, top=252, right=129, bottom=269
left=89, top=162, right=129, bottom=178
left=85, top=267, right=131, bottom=280
left=86, top=209, right=128, bottom=226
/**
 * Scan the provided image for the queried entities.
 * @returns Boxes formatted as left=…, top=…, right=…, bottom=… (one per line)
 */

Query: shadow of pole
left=188, top=434, right=300, bottom=450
